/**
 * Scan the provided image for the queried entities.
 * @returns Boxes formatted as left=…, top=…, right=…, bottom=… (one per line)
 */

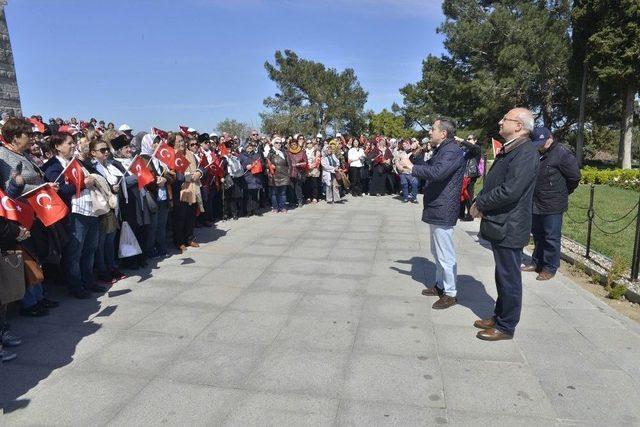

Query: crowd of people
left=0, top=108, right=578, bottom=360
left=0, top=115, right=484, bottom=362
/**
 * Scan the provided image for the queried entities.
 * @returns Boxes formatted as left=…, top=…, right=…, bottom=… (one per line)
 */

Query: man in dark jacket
left=399, top=118, right=465, bottom=309
left=470, top=108, right=539, bottom=341
left=523, top=127, right=580, bottom=280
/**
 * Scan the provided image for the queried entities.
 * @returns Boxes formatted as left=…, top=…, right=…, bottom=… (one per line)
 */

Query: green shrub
left=607, top=284, right=628, bottom=300
left=580, top=167, right=640, bottom=191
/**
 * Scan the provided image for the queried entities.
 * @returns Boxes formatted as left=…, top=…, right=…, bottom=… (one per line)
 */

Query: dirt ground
left=560, top=260, right=640, bottom=323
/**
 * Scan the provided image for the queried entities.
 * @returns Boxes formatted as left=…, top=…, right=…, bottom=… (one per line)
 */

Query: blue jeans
left=270, top=185, right=287, bottom=211
left=400, top=174, right=418, bottom=201
left=491, top=244, right=522, bottom=336
left=65, top=213, right=99, bottom=291
left=429, top=224, right=457, bottom=297
left=155, top=200, right=170, bottom=251
left=531, top=213, right=562, bottom=274
left=95, top=228, right=116, bottom=274
left=22, top=283, right=43, bottom=308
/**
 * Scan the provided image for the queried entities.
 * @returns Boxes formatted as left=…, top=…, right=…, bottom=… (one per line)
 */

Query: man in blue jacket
left=399, top=118, right=465, bottom=309
left=470, top=108, right=540, bottom=341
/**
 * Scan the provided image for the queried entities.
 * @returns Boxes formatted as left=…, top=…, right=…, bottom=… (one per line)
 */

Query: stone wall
left=0, top=2, right=21, bottom=117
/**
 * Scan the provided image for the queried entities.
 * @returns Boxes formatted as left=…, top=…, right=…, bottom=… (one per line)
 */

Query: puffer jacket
left=411, top=138, right=466, bottom=227
left=533, top=141, right=580, bottom=215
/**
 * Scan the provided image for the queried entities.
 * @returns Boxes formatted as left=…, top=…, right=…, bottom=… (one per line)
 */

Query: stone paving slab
left=2, top=194, right=640, bottom=425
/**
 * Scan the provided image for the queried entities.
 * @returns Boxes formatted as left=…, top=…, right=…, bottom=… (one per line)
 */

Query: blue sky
left=7, top=0, right=445, bottom=133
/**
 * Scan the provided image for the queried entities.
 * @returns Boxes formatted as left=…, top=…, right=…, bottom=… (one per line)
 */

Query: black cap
left=110, top=134, right=129, bottom=151
left=198, top=133, right=210, bottom=144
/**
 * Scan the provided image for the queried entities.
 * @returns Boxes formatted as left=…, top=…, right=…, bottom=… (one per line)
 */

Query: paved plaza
left=2, top=195, right=640, bottom=426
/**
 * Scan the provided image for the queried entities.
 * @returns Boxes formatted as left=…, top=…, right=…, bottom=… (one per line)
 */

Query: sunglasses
left=251, top=133, right=258, bottom=136
left=94, top=147, right=110, bottom=154
left=189, top=143, right=199, bottom=146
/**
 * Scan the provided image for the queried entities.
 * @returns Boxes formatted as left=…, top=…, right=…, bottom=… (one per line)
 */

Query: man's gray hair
left=515, top=110, right=534, bottom=132
left=435, top=117, right=457, bottom=139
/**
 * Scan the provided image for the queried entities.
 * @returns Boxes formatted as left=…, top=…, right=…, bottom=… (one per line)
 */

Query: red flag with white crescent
left=128, top=156, right=155, bottom=190
left=206, top=153, right=225, bottom=179
left=154, top=141, right=175, bottom=169
left=151, top=127, right=168, bottom=140
left=218, top=142, right=229, bottom=157
left=179, top=125, right=190, bottom=137
left=173, top=151, right=190, bottom=174
left=27, top=118, right=45, bottom=134
left=492, top=138, right=503, bottom=158
left=63, top=158, right=85, bottom=198
left=0, top=188, right=34, bottom=229
left=24, top=184, right=68, bottom=227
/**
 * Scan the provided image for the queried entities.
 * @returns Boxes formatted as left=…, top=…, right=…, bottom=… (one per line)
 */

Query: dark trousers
left=289, top=177, right=304, bottom=206
left=491, top=244, right=523, bottom=336
left=349, top=167, right=363, bottom=196
left=173, top=201, right=196, bottom=246
left=531, top=213, right=562, bottom=274
left=304, top=176, right=320, bottom=200
left=244, top=188, right=260, bottom=215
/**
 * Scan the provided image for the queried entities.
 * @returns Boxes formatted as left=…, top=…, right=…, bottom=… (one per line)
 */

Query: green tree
left=398, top=0, right=572, bottom=136
left=216, top=118, right=251, bottom=140
left=573, top=0, right=640, bottom=169
left=368, top=109, right=415, bottom=138
left=260, top=50, right=368, bottom=136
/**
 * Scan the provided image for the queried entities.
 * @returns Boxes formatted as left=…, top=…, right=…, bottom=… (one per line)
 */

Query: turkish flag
left=250, top=159, right=263, bottom=174
left=24, top=184, right=68, bottom=227
left=128, top=156, right=155, bottom=190
left=198, top=152, right=209, bottom=169
left=179, top=125, right=190, bottom=137
left=154, top=141, right=175, bottom=169
left=492, top=138, right=503, bottom=158
left=63, top=158, right=85, bottom=198
left=218, top=143, right=229, bottom=157
left=27, top=118, right=45, bottom=134
left=151, top=127, right=168, bottom=140
left=206, top=153, right=225, bottom=179
left=173, top=151, right=190, bottom=174
left=0, top=188, right=34, bottom=229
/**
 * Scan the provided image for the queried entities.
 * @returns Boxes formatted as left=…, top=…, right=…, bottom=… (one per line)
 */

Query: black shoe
left=461, top=215, right=473, bottom=221
left=71, top=289, right=92, bottom=299
left=20, top=304, right=49, bottom=317
left=40, top=298, right=60, bottom=309
left=411, top=199, right=419, bottom=204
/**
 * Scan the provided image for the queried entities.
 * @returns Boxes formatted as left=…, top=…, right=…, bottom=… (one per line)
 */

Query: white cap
left=118, top=124, right=132, bottom=132
left=389, top=138, right=397, bottom=144
left=316, top=133, right=322, bottom=138
left=210, top=132, right=218, bottom=137
left=188, top=127, right=196, bottom=133
left=336, top=132, right=342, bottom=138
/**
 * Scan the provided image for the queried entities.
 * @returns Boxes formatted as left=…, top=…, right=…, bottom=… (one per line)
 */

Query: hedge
left=580, top=166, right=640, bottom=191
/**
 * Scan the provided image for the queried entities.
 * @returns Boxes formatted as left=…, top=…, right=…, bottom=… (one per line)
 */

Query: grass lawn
left=565, top=185, right=639, bottom=270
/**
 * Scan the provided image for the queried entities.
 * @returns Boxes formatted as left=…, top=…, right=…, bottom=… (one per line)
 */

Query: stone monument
left=0, top=1, right=21, bottom=117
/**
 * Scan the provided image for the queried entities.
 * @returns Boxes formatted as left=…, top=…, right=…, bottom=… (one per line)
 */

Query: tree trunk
left=619, top=85, right=635, bottom=169
left=575, top=61, right=587, bottom=167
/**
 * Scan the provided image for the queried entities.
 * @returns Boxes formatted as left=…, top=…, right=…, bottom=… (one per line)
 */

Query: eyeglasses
left=251, top=133, right=258, bottom=136
left=189, top=143, right=199, bottom=147
left=94, top=147, right=110, bottom=154
left=501, top=116, right=521, bottom=124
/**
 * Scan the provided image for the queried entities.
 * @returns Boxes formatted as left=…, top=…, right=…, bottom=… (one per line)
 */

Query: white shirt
left=347, top=148, right=365, bottom=167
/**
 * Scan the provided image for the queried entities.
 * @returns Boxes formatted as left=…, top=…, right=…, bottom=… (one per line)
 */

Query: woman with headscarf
left=239, top=140, right=263, bottom=217
left=320, top=141, right=341, bottom=203
left=266, top=137, right=290, bottom=213
left=367, top=138, right=393, bottom=196
left=303, top=139, right=321, bottom=203
left=287, top=135, right=308, bottom=208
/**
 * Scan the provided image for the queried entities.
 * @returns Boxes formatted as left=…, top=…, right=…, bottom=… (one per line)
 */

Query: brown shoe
left=536, top=271, right=555, bottom=281
left=421, top=287, right=443, bottom=297
left=520, top=264, right=538, bottom=272
left=188, top=241, right=200, bottom=248
left=178, top=244, right=187, bottom=253
left=432, top=295, right=457, bottom=310
left=473, top=318, right=496, bottom=330
left=476, top=328, right=513, bottom=341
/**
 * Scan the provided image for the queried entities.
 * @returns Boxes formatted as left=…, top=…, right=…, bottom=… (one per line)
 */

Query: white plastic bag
left=118, top=221, right=142, bottom=258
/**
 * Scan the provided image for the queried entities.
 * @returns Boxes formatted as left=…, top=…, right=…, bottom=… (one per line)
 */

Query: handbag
left=145, top=191, right=158, bottom=213
left=0, top=250, right=26, bottom=303
left=20, top=246, right=44, bottom=286
left=99, top=210, right=118, bottom=234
